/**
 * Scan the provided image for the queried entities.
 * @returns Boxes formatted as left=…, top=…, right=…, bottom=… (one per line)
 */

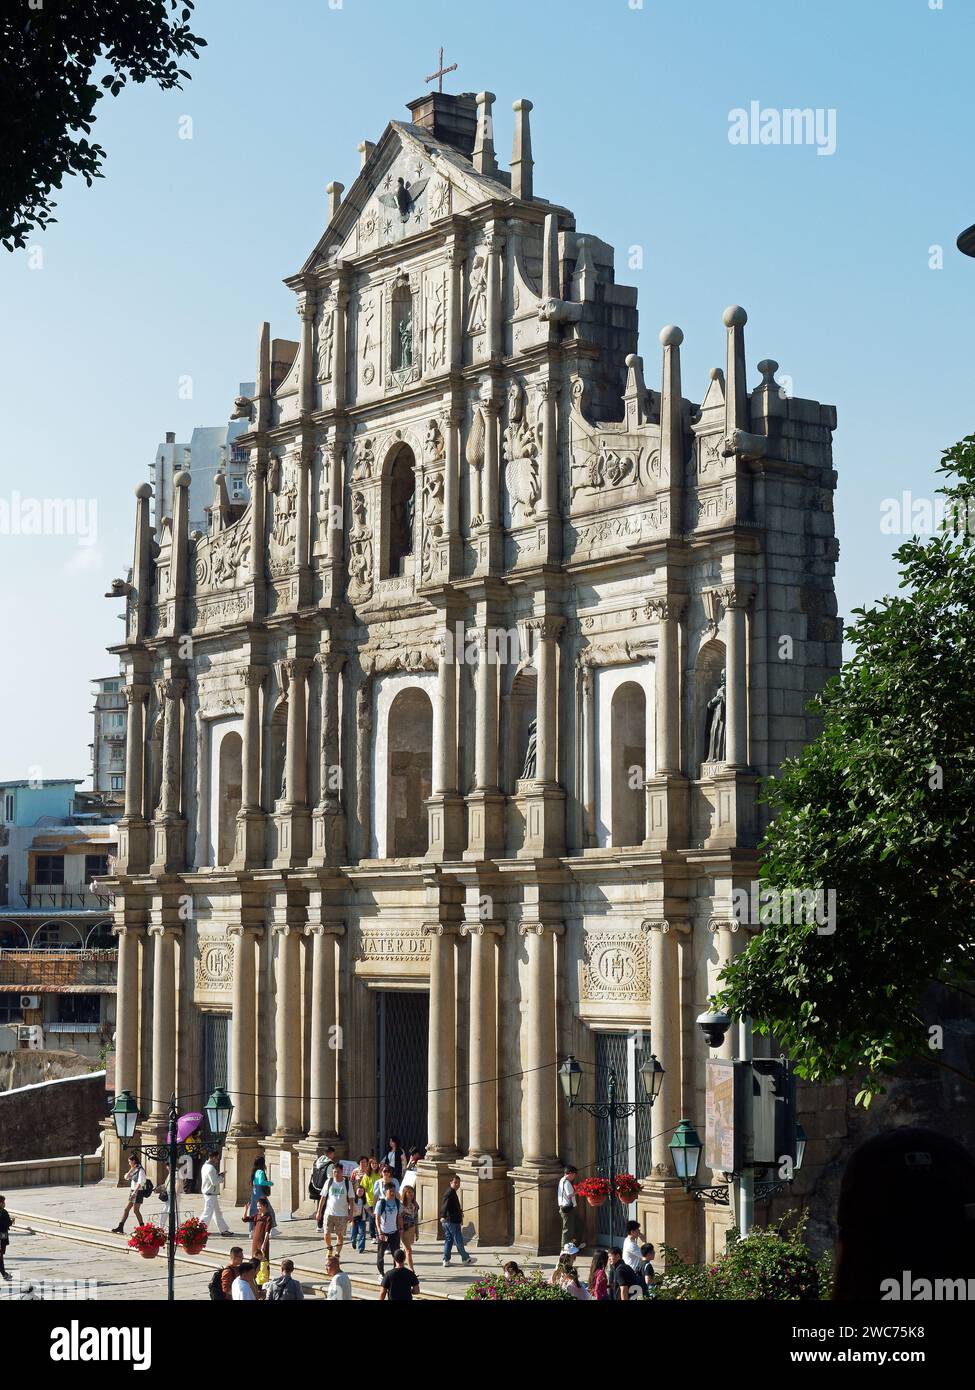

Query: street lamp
left=668, top=1118, right=703, bottom=1186
left=794, top=1121, right=807, bottom=1173
left=110, top=1090, right=234, bottom=1301
left=559, top=1052, right=663, bottom=1251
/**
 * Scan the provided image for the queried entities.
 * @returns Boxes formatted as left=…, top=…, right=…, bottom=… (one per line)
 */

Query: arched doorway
left=385, top=687, right=432, bottom=856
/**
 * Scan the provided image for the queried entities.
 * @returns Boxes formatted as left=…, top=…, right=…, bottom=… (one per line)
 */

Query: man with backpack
left=264, top=1258, right=304, bottom=1301
left=111, top=1151, right=151, bottom=1234
left=374, top=1179, right=403, bottom=1281
left=317, top=1160, right=352, bottom=1258
left=209, top=1245, right=244, bottom=1300
left=309, top=1144, right=337, bottom=1230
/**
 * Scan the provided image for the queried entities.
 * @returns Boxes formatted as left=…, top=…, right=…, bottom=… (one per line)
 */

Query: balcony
left=18, top=882, right=114, bottom=910
left=0, top=948, right=118, bottom=989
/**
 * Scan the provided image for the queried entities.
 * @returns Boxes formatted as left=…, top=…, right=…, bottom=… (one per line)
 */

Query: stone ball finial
left=135, top=482, right=152, bottom=499
left=660, top=325, right=684, bottom=347
left=174, top=471, right=191, bottom=489
left=723, top=304, right=748, bottom=328
left=624, top=352, right=642, bottom=368
left=757, top=359, right=780, bottom=387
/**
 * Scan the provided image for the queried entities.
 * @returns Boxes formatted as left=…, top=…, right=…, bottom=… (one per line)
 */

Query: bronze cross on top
left=425, top=46, right=457, bottom=94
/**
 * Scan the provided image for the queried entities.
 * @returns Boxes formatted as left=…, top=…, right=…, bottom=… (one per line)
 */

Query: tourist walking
left=309, top=1144, right=337, bottom=1227
left=349, top=1182, right=368, bottom=1253
left=400, top=1186, right=419, bottom=1270
left=558, top=1164, right=579, bottom=1249
left=379, top=1247, right=420, bottom=1301
left=375, top=1180, right=403, bottom=1280
left=325, top=1253, right=352, bottom=1300
left=383, top=1136, right=405, bottom=1180
left=111, top=1151, right=149, bottom=1234
left=622, top=1219, right=644, bottom=1271
left=362, top=1156, right=382, bottom=1241
left=440, top=1174, right=473, bottom=1267
left=0, top=1195, right=12, bottom=1281
left=264, top=1258, right=304, bottom=1301
left=250, top=1195, right=274, bottom=1266
left=608, top=1246, right=638, bottom=1301
left=588, top=1248, right=610, bottom=1301
left=399, top=1148, right=421, bottom=1196
left=243, top=1158, right=273, bottom=1228
left=200, top=1151, right=232, bottom=1236
left=317, top=1161, right=352, bottom=1258
left=210, top=1246, right=243, bottom=1300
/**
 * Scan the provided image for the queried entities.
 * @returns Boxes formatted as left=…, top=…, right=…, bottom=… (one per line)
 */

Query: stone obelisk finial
left=473, top=91, right=498, bottom=175
left=511, top=98, right=534, bottom=200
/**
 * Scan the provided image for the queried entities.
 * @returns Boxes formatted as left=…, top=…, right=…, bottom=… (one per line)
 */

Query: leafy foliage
left=1, top=1, right=206, bottom=250
left=717, top=436, right=975, bottom=1098
left=655, top=1215, right=829, bottom=1301
left=464, top=1270, right=575, bottom=1301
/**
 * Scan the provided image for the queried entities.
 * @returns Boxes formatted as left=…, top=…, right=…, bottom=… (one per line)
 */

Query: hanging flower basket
left=576, top=1176, right=611, bottom=1207
left=128, top=1223, right=166, bottom=1259
left=176, top=1216, right=209, bottom=1255
left=614, top=1173, right=642, bottom=1204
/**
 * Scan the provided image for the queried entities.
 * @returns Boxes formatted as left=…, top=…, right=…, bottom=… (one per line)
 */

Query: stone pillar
left=224, top=922, right=263, bottom=1202
left=723, top=589, right=751, bottom=770
left=580, top=659, right=596, bottom=846
left=355, top=674, right=373, bottom=859
left=710, top=918, right=741, bottom=1061
left=447, top=235, right=465, bottom=370
left=485, top=230, right=503, bottom=360
left=518, top=617, right=566, bottom=858
left=147, top=925, right=177, bottom=1123
left=482, top=396, right=500, bottom=529
left=442, top=408, right=461, bottom=559
left=333, top=276, right=350, bottom=412
left=273, top=656, right=312, bottom=867
left=294, top=445, right=311, bottom=580
left=305, top=924, right=342, bottom=1142
left=235, top=665, right=267, bottom=868
left=118, top=684, right=149, bottom=872
left=539, top=380, right=559, bottom=519
left=327, top=439, right=345, bottom=564
left=511, top=920, right=564, bottom=1254
left=427, top=626, right=465, bottom=860
left=152, top=677, right=187, bottom=873
left=312, top=650, right=346, bottom=865
left=645, top=596, right=689, bottom=849
left=298, top=292, right=316, bottom=414
left=466, top=619, right=505, bottom=859
left=454, top=920, right=510, bottom=1243
left=113, top=924, right=143, bottom=1099
left=248, top=449, right=267, bottom=585
left=423, top=924, right=459, bottom=1159
left=265, top=913, right=304, bottom=1217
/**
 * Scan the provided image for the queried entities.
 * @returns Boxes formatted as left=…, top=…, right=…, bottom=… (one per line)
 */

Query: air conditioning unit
left=19, top=994, right=40, bottom=1010
left=17, top=1025, right=44, bottom=1049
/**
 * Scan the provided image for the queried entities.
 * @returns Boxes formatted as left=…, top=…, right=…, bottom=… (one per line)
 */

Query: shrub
left=655, top=1214, right=826, bottom=1301
left=464, top=1270, right=574, bottom=1301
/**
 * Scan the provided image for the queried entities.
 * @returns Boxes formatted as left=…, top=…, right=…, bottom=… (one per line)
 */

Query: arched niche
left=693, top=639, right=727, bottom=773
left=504, top=667, right=538, bottom=791
left=383, top=443, right=417, bottom=579
left=268, top=700, right=287, bottom=806
left=384, top=686, right=432, bottom=857
left=610, top=681, right=647, bottom=847
left=216, top=730, right=243, bottom=866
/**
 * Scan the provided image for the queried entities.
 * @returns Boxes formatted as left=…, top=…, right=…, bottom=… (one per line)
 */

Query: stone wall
left=0, top=1046, right=92, bottom=1094
left=0, top=1070, right=107, bottom=1163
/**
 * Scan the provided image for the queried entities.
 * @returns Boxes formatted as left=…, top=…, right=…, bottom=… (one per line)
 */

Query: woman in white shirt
left=111, top=1152, right=148, bottom=1234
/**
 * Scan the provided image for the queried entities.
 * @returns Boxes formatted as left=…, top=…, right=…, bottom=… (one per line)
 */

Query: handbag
left=256, top=1257, right=270, bottom=1287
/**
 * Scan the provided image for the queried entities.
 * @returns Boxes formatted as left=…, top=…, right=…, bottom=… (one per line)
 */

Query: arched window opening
left=611, top=682, right=646, bottom=847
left=217, top=731, right=243, bottom=866
left=386, top=687, right=432, bottom=856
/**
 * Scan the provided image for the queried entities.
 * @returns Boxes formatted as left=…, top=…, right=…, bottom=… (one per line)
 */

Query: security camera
left=697, top=1008, right=732, bottom=1048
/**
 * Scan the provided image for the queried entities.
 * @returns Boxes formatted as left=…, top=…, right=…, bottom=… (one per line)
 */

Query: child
left=0, top=1195, right=12, bottom=1281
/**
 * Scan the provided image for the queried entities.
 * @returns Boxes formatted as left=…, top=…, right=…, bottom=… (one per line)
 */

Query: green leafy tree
left=1, top=1, right=206, bottom=250
left=718, top=436, right=975, bottom=1100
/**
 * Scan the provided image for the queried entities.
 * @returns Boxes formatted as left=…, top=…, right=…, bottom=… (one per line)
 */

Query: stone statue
left=705, top=669, right=727, bottom=762
left=521, top=718, right=538, bottom=780
left=398, top=306, right=413, bottom=368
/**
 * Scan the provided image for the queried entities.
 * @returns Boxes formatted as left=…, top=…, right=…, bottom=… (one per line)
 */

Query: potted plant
left=176, top=1215, right=209, bottom=1255
left=127, top=1223, right=167, bottom=1260
left=614, top=1172, right=642, bottom=1204
left=575, top=1175, right=612, bottom=1208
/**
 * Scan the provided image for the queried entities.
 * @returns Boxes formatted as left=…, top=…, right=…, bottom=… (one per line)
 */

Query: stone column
left=113, top=923, right=143, bottom=1099
left=464, top=923, right=501, bottom=1158
left=333, top=276, right=350, bottom=412
left=580, top=659, right=596, bottom=846
left=228, top=925, right=260, bottom=1133
left=443, top=409, right=460, bottom=549
left=447, top=236, right=465, bottom=370
left=274, top=657, right=312, bottom=867
left=520, top=922, right=562, bottom=1166
left=423, top=924, right=459, bottom=1159
left=294, top=446, right=311, bottom=577
left=645, top=597, right=689, bottom=850
left=306, top=924, right=342, bottom=1141
left=355, top=675, right=373, bottom=858
left=539, top=379, right=559, bottom=518
left=272, top=921, right=303, bottom=1136
left=152, top=677, right=187, bottom=873
left=535, top=618, right=563, bottom=786
left=118, top=684, right=149, bottom=872
left=298, top=293, right=316, bottom=414
left=327, top=439, right=345, bottom=564
left=723, top=589, right=751, bottom=770
left=148, top=925, right=177, bottom=1122
left=428, top=625, right=464, bottom=859
left=710, top=918, right=742, bottom=1061
left=482, top=396, right=500, bottom=530
left=485, top=231, right=503, bottom=360
left=312, top=651, right=346, bottom=865
left=647, top=920, right=685, bottom=1174
left=474, top=629, right=499, bottom=793
left=655, top=606, right=681, bottom=775
left=234, top=666, right=266, bottom=868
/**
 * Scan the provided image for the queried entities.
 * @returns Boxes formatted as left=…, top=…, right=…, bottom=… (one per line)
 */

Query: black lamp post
left=559, top=1053, right=663, bottom=1250
left=110, top=1087, right=233, bottom=1302
left=667, top=1114, right=806, bottom=1204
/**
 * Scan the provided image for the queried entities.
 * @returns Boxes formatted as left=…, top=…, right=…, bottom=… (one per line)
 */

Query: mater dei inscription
left=355, top=924, right=432, bottom=967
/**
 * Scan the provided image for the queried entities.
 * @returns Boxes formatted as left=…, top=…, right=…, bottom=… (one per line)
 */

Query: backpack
left=309, top=1157, right=333, bottom=1200
left=141, top=1177, right=154, bottom=1200
left=377, top=1196, right=401, bottom=1226
left=208, top=1268, right=228, bottom=1301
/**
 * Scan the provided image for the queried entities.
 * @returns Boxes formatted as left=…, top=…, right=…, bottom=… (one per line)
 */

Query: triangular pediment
left=300, top=122, right=514, bottom=275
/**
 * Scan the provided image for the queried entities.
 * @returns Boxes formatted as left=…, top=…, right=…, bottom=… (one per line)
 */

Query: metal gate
left=595, top=1031, right=654, bottom=1244
left=202, top=1013, right=230, bottom=1102
left=376, top=992, right=429, bottom=1156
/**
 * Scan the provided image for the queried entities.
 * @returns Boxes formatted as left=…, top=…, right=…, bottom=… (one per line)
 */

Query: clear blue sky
left=1, top=0, right=973, bottom=781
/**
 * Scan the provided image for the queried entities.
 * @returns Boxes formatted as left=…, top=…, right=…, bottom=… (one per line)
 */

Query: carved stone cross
left=425, top=46, right=457, bottom=94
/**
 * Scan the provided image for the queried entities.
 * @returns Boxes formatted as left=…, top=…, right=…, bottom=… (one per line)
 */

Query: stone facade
left=103, top=90, right=840, bottom=1256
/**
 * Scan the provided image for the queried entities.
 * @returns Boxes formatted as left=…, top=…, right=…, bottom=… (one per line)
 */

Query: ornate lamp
left=205, top=1086, right=234, bottom=1142
left=110, top=1089, right=140, bottom=1141
left=559, top=1055, right=584, bottom=1105
left=669, top=1118, right=704, bottom=1186
left=639, top=1052, right=665, bottom=1103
